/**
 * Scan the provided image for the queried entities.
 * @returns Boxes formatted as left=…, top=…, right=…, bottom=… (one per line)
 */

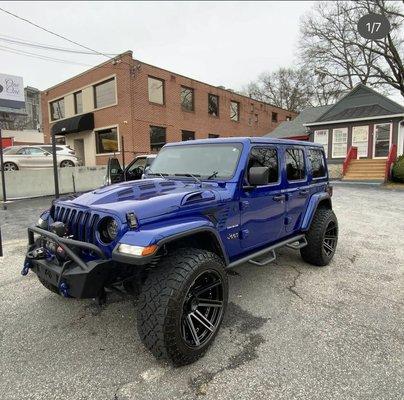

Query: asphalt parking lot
left=0, top=185, right=403, bottom=400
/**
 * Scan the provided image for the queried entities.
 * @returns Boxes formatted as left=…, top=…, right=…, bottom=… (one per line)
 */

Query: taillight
left=326, top=185, right=333, bottom=197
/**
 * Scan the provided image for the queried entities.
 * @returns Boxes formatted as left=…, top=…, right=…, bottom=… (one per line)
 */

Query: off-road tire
left=300, top=207, right=338, bottom=267
left=37, top=276, right=60, bottom=295
left=137, top=248, right=228, bottom=366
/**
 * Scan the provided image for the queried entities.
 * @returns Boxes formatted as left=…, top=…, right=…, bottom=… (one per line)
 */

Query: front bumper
left=25, top=226, right=113, bottom=298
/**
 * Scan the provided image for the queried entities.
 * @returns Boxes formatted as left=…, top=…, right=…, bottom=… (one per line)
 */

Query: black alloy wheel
left=181, top=270, right=224, bottom=348
left=323, top=220, right=338, bottom=256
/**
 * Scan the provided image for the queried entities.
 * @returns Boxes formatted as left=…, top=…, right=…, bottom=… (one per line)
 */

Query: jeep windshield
left=146, top=143, right=243, bottom=180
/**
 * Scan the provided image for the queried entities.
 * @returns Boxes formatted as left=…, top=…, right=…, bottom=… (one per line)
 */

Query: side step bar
left=227, top=234, right=306, bottom=269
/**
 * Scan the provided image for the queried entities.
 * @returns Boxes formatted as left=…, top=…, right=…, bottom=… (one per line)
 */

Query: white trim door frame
left=352, top=125, right=369, bottom=158
left=398, top=121, right=404, bottom=156
left=373, top=123, right=392, bottom=159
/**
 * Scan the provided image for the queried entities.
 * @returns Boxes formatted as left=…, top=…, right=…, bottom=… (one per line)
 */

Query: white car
left=1, top=145, right=81, bottom=171
left=39, top=144, right=76, bottom=156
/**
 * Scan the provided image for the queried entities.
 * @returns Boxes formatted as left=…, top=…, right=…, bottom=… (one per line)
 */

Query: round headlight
left=107, top=219, right=119, bottom=240
left=99, top=217, right=119, bottom=243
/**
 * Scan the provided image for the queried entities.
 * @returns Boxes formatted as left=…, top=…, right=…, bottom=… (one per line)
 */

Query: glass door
left=352, top=126, right=369, bottom=158
left=373, top=123, right=391, bottom=158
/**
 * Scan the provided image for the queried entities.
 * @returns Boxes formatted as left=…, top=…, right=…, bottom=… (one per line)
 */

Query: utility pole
left=0, top=128, right=7, bottom=210
left=51, top=132, right=60, bottom=198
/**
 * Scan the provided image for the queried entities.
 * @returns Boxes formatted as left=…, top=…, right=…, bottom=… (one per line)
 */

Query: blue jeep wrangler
left=24, top=137, right=338, bottom=366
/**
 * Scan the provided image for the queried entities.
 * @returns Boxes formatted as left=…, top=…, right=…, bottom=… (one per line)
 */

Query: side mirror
left=248, top=167, right=269, bottom=186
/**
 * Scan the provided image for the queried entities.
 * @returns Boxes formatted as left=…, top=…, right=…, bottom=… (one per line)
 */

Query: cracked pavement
left=0, top=184, right=403, bottom=400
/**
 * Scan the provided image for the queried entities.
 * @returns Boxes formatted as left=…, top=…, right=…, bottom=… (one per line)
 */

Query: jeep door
left=282, top=146, right=310, bottom=234
left=240, top=146, right=286, bottom=250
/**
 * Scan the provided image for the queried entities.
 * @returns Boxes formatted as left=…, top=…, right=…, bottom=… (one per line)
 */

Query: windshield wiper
left=146, top=169, right=168, bottom=179
left=207, top=171, right=219, bottom=180
left=174, top=173, right=202, bottom=184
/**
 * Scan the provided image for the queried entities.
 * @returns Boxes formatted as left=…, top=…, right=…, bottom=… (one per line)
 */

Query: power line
left=0, top=44, right=93, bottom=66
left=0, top=7, right=111, bottom=59
left=0, top=34, right=118, bottom=56
left=0, top=7, right=133, bottom=68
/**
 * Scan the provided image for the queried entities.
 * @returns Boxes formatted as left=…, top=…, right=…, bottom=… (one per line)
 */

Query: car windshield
left=148, top=143, right=243, bottom=180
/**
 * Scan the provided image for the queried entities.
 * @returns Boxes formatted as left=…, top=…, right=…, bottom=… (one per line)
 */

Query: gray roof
left=313, top=84, right=404, bottom=123
left=266, top=105, right=333, bottom=138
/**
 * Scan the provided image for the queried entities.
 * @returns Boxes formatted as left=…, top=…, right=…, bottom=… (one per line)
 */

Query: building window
left=148, top=76, right=164, bottom=105
left=250, top=103, right=254, bottom=112
left=182, top=130, right=195, bottom=141
left=209, top=134, right=219, bottom=138
left=150, top=126, right=166, bottom=151
left=230, top=101, right=239, bottom=122
left=308, top=148, right=326, bottom=178
left=286, top=115, right=292, bottom=121
left=208, top=94, right=219, bottom=116
left=285, top=148, right=306, bottom=181
left=332, top=127, right=348, bottom=158
left=74, top=91, right=83, bottom=114
left=50, top=98, right=65, bottom=121
left=271, top=112, right=278, bottom=123
left=95, top=127, right=118, bottom=154
left=181, top=86, right=194, bottom=111
left=248, top=147, right=279, bottom=184
left=94, top=78, right=116, bottom=109
left=254, top=114, right=258, bottom=123
left=314, top=129, right=329, bottom=157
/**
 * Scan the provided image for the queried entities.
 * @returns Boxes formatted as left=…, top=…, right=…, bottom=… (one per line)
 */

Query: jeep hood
left=64, top=179, right=223, bottom=222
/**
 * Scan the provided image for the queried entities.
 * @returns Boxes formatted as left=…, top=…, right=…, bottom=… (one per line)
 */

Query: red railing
left=343, top=146, right=358, bottom=175
left=384, top=144, right=397, bottom=182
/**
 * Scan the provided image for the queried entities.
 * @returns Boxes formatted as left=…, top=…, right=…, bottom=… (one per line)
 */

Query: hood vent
left=181, top=190, right=216, bottom=206
left=136, top=182, right=156, bottom=191
left=159, top=181, right=176, bottom=187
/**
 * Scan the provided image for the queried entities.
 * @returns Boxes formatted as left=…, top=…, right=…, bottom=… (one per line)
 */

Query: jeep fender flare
left=301, top=192, right=332, bottom=232
left=112, top=219, right=229, bottom=266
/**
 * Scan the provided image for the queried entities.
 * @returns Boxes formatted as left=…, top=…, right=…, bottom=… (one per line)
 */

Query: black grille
left=53, top=206, right=99, bottom=243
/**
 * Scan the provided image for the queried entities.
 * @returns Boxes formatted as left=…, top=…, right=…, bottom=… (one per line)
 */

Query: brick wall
left=42, top=51, right=297, bottom=165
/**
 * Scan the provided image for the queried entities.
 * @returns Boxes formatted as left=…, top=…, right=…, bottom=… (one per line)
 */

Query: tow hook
left=59, top=282, right=70, bottom=298
left=21, top=260, right=31, bottom=276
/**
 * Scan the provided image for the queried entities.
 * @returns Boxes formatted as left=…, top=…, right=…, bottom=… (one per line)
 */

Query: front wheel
left=300, top=207, right=338, bottom=266
left=137, top=248, right=228, bottom=366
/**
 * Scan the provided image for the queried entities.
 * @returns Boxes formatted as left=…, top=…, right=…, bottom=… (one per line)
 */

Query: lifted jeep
left=24, top=137, right=338, bottom=366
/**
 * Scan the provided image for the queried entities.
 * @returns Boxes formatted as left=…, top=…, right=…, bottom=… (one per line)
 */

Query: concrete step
left=348, top=164, right=386, bottom=171
left=344, top=174, right=385, bottom=179
left=348, top=167, right=385, bottom=173
left=350, top=159, right=386, bottom=164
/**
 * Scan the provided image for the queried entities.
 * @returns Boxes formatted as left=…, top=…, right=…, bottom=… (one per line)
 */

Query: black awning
left=51, top=113, right=94, bottom=135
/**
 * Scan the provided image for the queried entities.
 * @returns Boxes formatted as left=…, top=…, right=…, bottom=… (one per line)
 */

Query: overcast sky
left=0, top=1, right=314, bottom=91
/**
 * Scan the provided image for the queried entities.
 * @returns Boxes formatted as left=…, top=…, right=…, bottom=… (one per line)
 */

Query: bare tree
left=299, top=0, right=404, bottom=96
left=244, top=67, right=343, bottom=112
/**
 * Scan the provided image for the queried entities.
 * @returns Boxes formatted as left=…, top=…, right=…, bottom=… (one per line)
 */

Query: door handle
left=299, top=190, right=309, bottom=196
left=273, top=194, right=285, bottom=202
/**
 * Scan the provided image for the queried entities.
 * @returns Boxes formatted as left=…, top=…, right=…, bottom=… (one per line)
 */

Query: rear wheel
left=137, top=248, right=228, bottom=366
left=3, top=162, right=18, bottom=171
left=300, top=207, right=338, bottom=266
left=60, top=160, right=75, bottom=167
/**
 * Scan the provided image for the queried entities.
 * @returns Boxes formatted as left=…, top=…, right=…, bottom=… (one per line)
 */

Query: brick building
left=42, top=51, right=296, bottom=166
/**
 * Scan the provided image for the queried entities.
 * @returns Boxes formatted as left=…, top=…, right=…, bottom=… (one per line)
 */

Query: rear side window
left=248, top=147, right=279, bottom=184
left=285, top=148, right=306, bottom=181
left=308, top=148, right=326, bottom=178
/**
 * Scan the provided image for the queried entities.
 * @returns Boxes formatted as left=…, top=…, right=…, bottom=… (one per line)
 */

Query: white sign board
left=0, top=73, right=25, bottom=109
